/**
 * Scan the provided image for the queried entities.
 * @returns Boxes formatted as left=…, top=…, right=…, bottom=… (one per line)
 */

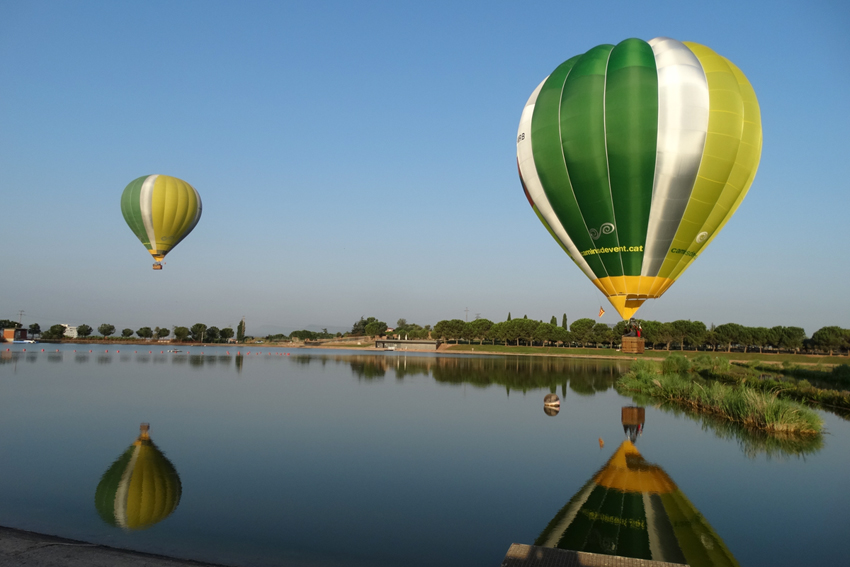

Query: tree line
left=429, top=315, right=850, bottom=356
left=1, top=320, right=237, bottom=343
left=5, top=316, right=848, bottom=355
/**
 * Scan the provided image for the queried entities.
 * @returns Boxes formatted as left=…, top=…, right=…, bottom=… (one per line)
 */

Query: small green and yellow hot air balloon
left=94, top=423, right=182, bottom=530
left=120, top=175, right=202, bottom=270
left=517, top=37, right=762, bottom=319
left=535, top=440, right=738, bottom=566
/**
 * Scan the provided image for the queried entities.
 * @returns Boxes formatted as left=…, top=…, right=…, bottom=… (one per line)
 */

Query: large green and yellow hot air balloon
left=517, top=37, right=762, bottom=319
left=120, top=175, right=202, bottom=270
left=94, top=423, right=182, bottom=530
left=535, top=440, right=739, bottom=566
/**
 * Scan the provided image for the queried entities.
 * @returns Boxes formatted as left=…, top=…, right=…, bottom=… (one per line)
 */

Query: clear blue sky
left=1, top=0, right=848, bottom=336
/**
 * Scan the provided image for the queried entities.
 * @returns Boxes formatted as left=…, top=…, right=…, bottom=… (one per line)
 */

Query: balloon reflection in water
left=621, top=406, right=645, bottom=443
left=535, top=440, right=738, bottom=566
left=95, top=423, right=182, bottom=530
left=544, top=393, right=561, bottom=416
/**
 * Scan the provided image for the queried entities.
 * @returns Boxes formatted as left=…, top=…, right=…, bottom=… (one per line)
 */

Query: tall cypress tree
left=236, top=318, right=245, bottom=342
left=507, top=312, right=512, bottom=321
left=562, top=314, right=568, bottom=329
left=550, top=316, right=557, bottom=325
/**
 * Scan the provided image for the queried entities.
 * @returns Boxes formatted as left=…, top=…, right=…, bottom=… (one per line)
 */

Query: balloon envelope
left=517, top=37, right=762, bottom=319
left=120, top=175, right=202, bottom=267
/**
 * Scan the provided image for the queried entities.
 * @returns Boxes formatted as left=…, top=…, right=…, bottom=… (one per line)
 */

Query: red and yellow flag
left=598, top=307, right=605, bottom=317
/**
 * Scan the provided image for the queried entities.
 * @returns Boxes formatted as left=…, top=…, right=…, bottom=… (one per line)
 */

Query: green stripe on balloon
left=605, top=38, right=657, bottom=276
left=531, top=55, right=608, bottom=279
left=560, top=44, right=622, bottom=278
left=120, top=176, right=150, bottom=249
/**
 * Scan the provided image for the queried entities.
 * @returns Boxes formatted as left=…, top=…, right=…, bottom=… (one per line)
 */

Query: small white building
left=62, top=325, right=78, bottom=339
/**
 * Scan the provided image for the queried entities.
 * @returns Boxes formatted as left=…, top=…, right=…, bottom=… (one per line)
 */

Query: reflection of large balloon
left=95, top=423, right=182, bottom=530
left=535, top=441, right=738, bottom=566
left=120, top=175, right=202, bottom=270
left=517, top=38, right=762, bottom=319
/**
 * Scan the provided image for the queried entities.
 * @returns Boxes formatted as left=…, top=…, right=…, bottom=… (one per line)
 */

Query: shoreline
left=0, top=525, right=229, bottom=567
left=4, top=339, right=847, bottom=368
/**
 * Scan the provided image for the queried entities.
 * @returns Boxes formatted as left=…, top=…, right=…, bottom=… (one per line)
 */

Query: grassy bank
left=444, top=343, right=849, bottom=366
left=617, top=359, right=823, bottom=434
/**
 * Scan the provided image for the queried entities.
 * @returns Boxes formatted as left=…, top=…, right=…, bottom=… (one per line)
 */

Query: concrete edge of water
left=501, top=543, right=684, bottom=567
left=0, top=526, right=231, bottom=567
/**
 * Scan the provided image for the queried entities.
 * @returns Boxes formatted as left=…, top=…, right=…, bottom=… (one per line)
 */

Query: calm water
left=1, top=345, right=848, bottom=566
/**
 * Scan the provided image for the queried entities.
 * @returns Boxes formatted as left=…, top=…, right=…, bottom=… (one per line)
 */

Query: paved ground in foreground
left=501, top=544, right=684, bottom=567
left=0, top=526, right=228, bottom=567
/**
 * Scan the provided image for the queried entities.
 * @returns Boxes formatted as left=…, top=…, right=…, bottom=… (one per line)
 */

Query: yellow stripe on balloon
left=656, top=42, right=746, bottom=281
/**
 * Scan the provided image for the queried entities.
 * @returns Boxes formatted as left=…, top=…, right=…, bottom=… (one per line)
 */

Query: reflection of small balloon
left=94, top=423, right=182, bottom=530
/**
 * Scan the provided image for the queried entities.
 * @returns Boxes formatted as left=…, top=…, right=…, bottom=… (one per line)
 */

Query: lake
left=1, top=345, right=848, bottom=566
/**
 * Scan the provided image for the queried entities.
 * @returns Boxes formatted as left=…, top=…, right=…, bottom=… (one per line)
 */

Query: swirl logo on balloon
left=589, top=222, right=616, bottom=241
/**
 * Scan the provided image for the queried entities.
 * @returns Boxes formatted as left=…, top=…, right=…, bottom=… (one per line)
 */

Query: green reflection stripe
left=605, top=38, right=657, bottom=276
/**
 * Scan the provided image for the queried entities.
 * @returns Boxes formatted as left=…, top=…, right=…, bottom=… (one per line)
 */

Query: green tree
left=613, top=320, right=628, bottom=338
left=136, top=327, right=153, bottom=339
left=206, top=326, right=220, bottom=342
left=487, top=322, right=507, bottom=345
left=98, top=324, right=115, bottom=338
left=686, top=321, right=707, bottom=350
left=640, top=320, right=661, bottom=348
left=749, top=326, right=769, bottom=353
left=550, top=315, right=557, bottom=326
left=812, top=326, right=846, bottom=356
left=656, top=322, right=675, bottom=351
left=782, top=327, right=806, bottom=353
left=591, top=323, right=614, bottom=348
left=364, top=320, right=388, bottom=337
left=0, top=320, right=21, bottom=330
left=190, top=323, right=208, bottom=342
left=534, top=323, right=557, bottom=346
left=155, top=326, right=170, bottom=339
left=507, top=312, right=511, bottom=321
left=714, top=323, right=744, bottom=352
left=552, top=326, right=571, bottom=346
left=433, top=319, right=465, bottom=343
left=236, top=319, right=245, bottom=342
left=121, top=328, right=133, bottom=338
left=468, top=318, right=493, bottom=344
left=77, top=324, right=93, bottom=338
left=396, top=318, right=407, bottom=329
left=173, top=326, right=190, bottom=341
left=704, top=324, right=718, bottom=351
left=28, top=323, right=41, bottom=337
left=669, top=320, right=692, bottom=350
left=220, top=327, right=234, bottom=341
left=42, top=324, right=67, bottom=339
left=562, top=314, right=568, bottom=330
left=570, top=318, right=595, bottom=346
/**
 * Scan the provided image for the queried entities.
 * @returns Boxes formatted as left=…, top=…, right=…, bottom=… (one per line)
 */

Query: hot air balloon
left=517, top=37, right=762, bottom=319
left=120, top=175, right=202, bottom=270
left=535, top=440, right=739, bottom=566
left=94, top=423, right=182, bottom=530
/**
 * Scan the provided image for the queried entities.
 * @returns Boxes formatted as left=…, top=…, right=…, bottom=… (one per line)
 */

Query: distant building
left=62, top=325, right=78, bottom=339
left=2, top=328, right=28, bottom=342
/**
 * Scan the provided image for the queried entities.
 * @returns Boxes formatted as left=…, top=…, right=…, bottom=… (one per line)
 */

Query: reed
left=618, top=366, right=823, bottom=434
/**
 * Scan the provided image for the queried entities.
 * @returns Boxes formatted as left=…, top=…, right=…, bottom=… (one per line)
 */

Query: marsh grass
left=618, top=367, right=823, bottom=434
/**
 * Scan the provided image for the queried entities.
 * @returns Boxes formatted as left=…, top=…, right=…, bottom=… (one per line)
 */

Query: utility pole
left=464, top=307, right=469, bottom=322
left=18, top=310, right=24, bottom=325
